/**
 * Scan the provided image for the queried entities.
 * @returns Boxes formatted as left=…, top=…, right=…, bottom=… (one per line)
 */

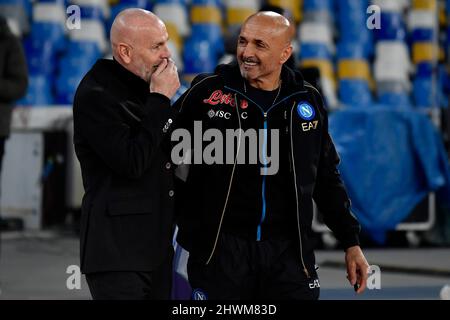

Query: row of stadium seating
left=0, top=0, right=448, bottom=109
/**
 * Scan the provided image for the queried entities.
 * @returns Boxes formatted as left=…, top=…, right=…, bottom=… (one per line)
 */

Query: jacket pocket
left=107, top=196, right=153, bottom=216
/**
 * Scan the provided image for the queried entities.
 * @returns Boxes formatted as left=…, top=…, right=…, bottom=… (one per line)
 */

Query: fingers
left=346, top=262, right=357, bottom=287
left=347, top=261, right=369, bottom=294
left=345, top=245, right=370, bottom=294
left=152, top=58, right=169, bottom=77
left=149, top=58, right=180, bottom=99
left=356, top=263, right=369, bottom=294
left=167, top=59, right=178, bottom=74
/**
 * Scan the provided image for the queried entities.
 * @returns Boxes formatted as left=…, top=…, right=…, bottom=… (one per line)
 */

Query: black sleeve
left=172, top=73, right=212, bottom=128
left=169, top=73, right=213, bottom=158
left=311, top=89, right=361, bottom=249
left=0, top=36, right=28, bottom=102
left=73, top=87, right=176, bottom=179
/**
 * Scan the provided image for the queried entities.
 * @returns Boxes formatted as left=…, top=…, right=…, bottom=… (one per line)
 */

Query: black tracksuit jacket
left=173, top=63, right=360, bottom=276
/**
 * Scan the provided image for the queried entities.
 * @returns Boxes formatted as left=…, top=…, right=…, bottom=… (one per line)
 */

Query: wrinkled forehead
left=239, top=17, right=288, bottom=44
left=134, top=22, right=168, bottom=45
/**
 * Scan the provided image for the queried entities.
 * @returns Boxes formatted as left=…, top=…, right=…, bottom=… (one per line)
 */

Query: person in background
left=0, top=15, right=28, bottom=258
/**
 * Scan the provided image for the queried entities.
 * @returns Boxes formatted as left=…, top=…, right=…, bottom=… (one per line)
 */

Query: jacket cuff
left=142, top=92, right=178, bottom=134
left=341, top=232, right=360, bottom=251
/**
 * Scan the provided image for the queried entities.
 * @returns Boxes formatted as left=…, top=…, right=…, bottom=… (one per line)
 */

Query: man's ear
left=118, top=43, right=132, bottom=64
left=280, top=45, right=293, bottom=64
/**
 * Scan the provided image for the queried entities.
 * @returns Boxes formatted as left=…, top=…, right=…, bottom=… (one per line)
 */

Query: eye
left=256, top=41, right=267, bottom=49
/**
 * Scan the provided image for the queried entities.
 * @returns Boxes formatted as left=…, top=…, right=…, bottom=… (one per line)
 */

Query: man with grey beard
left=73, top=8, right=179, bottom=299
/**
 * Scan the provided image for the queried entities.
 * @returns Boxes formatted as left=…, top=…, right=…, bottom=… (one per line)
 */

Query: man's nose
left=161, top=43, right=171, bottom=59
left=241, top=44, right=254, bottom=58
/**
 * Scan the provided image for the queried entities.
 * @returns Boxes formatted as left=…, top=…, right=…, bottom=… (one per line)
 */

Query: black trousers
left=85, top=250, right=173, bottom=300
left=187, top=233, right=320, bottom=300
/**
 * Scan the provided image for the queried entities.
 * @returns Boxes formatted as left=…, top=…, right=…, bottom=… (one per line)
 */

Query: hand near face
left=150, top=58, right=180, bottom=99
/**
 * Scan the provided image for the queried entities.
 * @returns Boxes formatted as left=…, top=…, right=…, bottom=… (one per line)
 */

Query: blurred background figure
left=0, top=15, right=28, bottom=258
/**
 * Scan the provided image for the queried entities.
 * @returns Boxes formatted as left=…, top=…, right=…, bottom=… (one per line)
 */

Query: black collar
left=110, top=57, right=149, bottom=93
left=215, top=62, right=305, bottom=94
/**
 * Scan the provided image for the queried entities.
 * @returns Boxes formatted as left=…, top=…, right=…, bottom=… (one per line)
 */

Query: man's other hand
left=345, top=245, right=370, bottom=294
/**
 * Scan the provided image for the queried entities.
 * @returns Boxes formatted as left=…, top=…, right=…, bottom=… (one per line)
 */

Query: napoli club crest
left=296, top=102, right=315, bottom=120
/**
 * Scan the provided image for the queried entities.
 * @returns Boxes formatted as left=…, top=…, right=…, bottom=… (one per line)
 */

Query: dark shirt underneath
left=223, top=82, right=298, bottom=241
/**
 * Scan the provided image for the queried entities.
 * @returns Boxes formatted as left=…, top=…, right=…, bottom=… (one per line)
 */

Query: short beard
left=238, top=63, right=249, bottom=80
left=134, top=56, right=152, bottom=83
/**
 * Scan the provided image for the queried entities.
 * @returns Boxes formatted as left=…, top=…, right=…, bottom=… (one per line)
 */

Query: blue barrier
left=329, top=107, right=450, bottom=243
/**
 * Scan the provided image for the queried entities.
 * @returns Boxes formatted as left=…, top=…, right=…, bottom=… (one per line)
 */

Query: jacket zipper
left=257, top=114, right=268, bottom=241
left=290, top=101, right=310, bottom=278
left=210, top=86, right=309, bottom=274
left=223, top=86, right=307, bottom=242
left=205, top=94, right=242, bottom=265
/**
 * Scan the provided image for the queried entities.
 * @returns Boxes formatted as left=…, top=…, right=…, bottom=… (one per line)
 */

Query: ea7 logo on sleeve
left=309, top=279, right=320, bottom=289
left=302, top=121, right=319, bottom=131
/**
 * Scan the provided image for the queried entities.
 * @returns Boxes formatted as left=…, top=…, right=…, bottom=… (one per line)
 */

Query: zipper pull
left=264, top=112, right=267, bottom=119
left=304, top=267, right=310, bottom=278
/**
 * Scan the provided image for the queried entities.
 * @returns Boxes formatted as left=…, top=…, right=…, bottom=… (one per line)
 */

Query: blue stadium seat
left=55, top=39, right=101, bottom=105
left=55, top=70, right=86, bottom=105
left=18, top=74, right=54, bottom=106
left=304, top=0, right=332, bottom=12
left=338, top=3, right=367, bottom=26
left=67, top=40, right=101, bottom=57
left=79, top=5, right=106, bottom=22
left=183, top=37, right=218, bottom=74
left=59, top=54, right=97, bottom=74
left=191, top=24, right=224, bottom=57
left=413, top=64, right=434, bottom=108
left=416, top=62, right=433, bottom=77
left=413, top=77, right=434, bottom=107
left=24, top=37, right=57, bottom=75
left=337, top=1, right=374, bottom=57
left=339, top=0, right=369, bottom=10
left=299, top=42, right=332, bottom=60
left=378, top=92, right=412, bottom=107
left=119, top=0, right=148, bottom=6
left=37, top=0, right=66, bottom=4
left=337, top=42, right=367, bottom=60
left=339, top=79, right=372, bottom=107
left=191, top=0, right=222, bottom=6
left=411, top=28, right=435, bottom=42
left=375, top=12, right=407, bottom=41
left=156, top=0, right=188, bottom=3
left=30, top=21, right=66, bottom=53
